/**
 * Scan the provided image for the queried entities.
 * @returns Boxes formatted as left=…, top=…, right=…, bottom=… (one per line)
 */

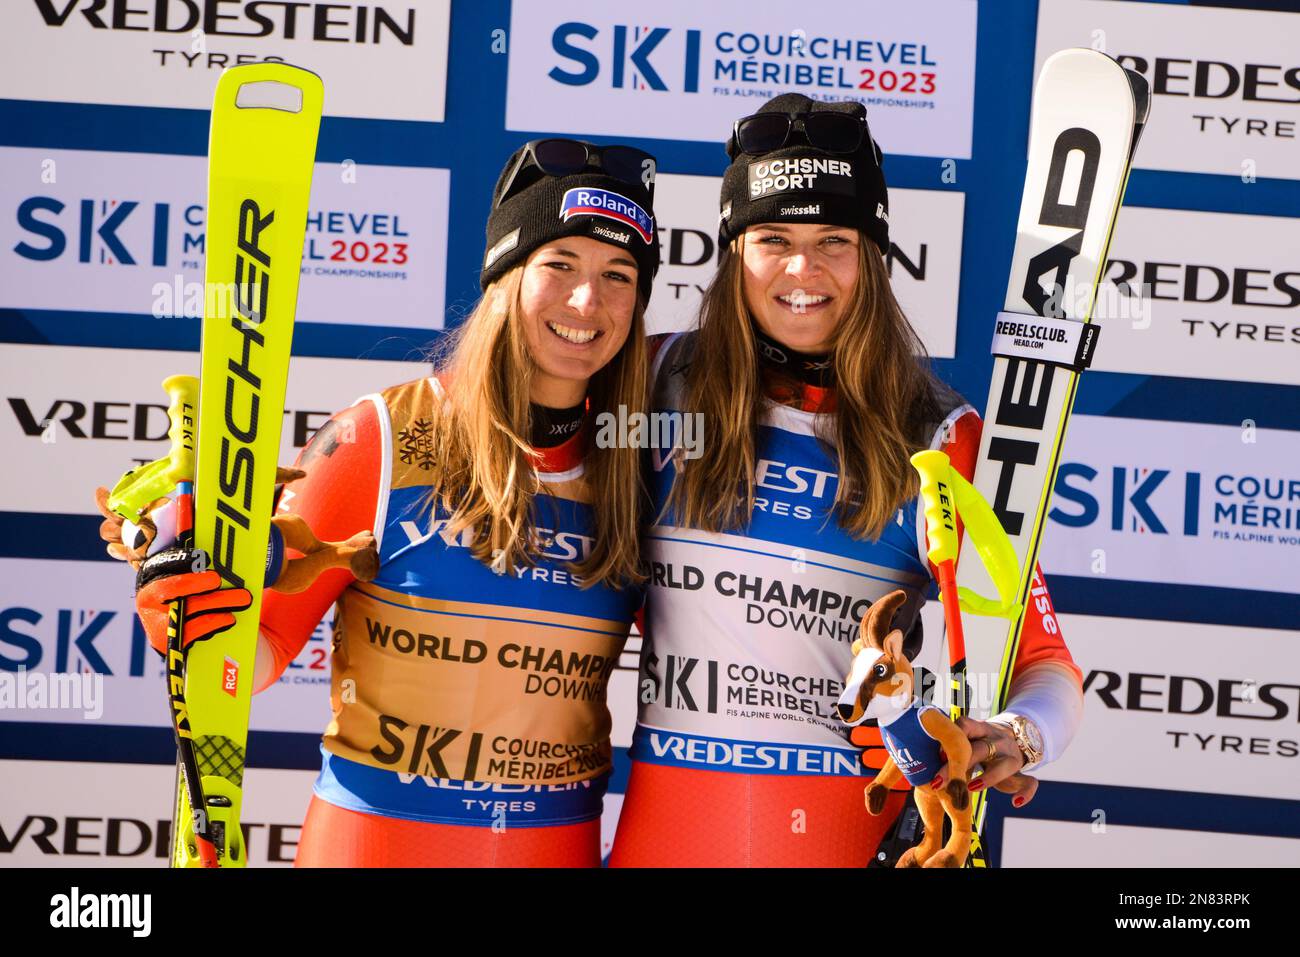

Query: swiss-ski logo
left=559, top=188, right=654, bottom=244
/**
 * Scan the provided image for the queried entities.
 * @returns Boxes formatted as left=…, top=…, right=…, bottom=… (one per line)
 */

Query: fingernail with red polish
left=931, top=775, right=943, bottom=790
left=969, top=779, right=985, bottom=792
left=1013, top=796, right=1025, bottom=808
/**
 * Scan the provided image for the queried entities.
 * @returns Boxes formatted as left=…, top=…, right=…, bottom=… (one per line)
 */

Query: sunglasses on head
left=497, top=138, right=657, bottom=208
left=729, top=109, right=869, bottom=158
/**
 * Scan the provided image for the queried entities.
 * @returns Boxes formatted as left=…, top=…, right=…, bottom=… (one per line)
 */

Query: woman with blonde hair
left=610, top=94, right=1082, bottom=867
left=115, top=139, right=660, bottom=866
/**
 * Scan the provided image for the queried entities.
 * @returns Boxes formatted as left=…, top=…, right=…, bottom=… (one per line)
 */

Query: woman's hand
left=932, top=716, right=1039, bottom=810
left=136, top=560, right=253, bottom=657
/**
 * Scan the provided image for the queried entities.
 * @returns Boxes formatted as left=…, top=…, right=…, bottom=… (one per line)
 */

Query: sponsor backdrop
left=1, top=0, right=1297, bottom=867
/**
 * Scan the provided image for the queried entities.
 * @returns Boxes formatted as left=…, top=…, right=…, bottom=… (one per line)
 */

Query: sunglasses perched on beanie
left=729, top=110, right=870, bottom=158
left=497, top=138, right=657, bottom=208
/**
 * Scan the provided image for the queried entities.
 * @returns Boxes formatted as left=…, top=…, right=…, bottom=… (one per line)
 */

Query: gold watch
left=992, top=713, right=1044, bottom=771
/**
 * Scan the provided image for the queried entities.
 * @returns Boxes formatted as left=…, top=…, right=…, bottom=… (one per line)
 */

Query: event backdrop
left=1, top=0, right=1298, bottom=866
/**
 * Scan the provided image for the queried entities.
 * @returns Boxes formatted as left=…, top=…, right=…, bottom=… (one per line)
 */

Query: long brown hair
left=422, top=265, right=648, bottom=587
left=667, top=232, right=944, bottom=540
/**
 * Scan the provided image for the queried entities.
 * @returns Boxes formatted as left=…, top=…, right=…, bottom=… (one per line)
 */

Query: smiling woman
left=611, top=93, right=1083, bottom=868
left=741, top=222, right=863, bottom=355
left=520, top=237, right=642, bottom=408
left=265, top=141, right=661, bottom=866
left=107, top=138, right=662, bottom=868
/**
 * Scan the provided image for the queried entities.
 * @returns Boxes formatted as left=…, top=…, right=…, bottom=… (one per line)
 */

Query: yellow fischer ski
left=171, top=63, right=322, bottom=867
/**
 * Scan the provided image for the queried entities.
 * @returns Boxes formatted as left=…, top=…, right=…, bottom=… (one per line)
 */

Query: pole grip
left=162, top=374, right=199, bottom=485
left=910, top=449, right=959, bottom=566
left=106, top=375, right=200, bottom=522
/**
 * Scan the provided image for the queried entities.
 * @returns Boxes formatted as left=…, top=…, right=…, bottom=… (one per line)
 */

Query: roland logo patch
left=559, top=188, right=654, bottom=244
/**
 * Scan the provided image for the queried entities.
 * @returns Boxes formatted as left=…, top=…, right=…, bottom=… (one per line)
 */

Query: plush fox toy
left=837, top=589, right=974, bottom=868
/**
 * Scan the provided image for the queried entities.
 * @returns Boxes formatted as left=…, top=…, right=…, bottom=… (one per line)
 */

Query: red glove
left=136, top=569, right=252, bottom=656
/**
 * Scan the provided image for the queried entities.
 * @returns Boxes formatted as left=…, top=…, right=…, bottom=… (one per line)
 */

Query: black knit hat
left=718, top=93, right=889, bottom=254
left=481, top=141, right=660, bottom=303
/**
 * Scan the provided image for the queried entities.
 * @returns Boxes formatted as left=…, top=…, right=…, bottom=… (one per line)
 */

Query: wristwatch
left=990, top=713, right=1044, bottom=771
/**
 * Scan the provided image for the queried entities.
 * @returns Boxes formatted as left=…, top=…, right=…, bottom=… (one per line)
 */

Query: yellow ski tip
left=213, top=62, right=323, bottom=122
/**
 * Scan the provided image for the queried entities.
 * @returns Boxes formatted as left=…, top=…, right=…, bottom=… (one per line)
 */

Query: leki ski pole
left=106, top=375, right=219, bottom=867
left=911, top=449, right=1022, bottom=865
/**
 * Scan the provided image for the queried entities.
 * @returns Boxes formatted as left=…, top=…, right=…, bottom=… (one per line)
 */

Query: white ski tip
left=1038, top=48, right=1132, bottom=95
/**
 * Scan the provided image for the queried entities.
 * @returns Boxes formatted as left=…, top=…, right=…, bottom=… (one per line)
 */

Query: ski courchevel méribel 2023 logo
left=547, top=22, right=944, bottom=96
left=507, top=7, right=976, bottom=155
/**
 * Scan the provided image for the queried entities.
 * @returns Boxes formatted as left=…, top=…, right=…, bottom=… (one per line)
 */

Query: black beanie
left=718, top=93, right=889, bottom=254
left=481, top=142, right=661, bottom=304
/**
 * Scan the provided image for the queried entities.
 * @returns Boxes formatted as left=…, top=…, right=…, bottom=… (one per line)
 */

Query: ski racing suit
left=609, top=332, right=1083, bottom=867
left=258, top=375, right=641, bottom=867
